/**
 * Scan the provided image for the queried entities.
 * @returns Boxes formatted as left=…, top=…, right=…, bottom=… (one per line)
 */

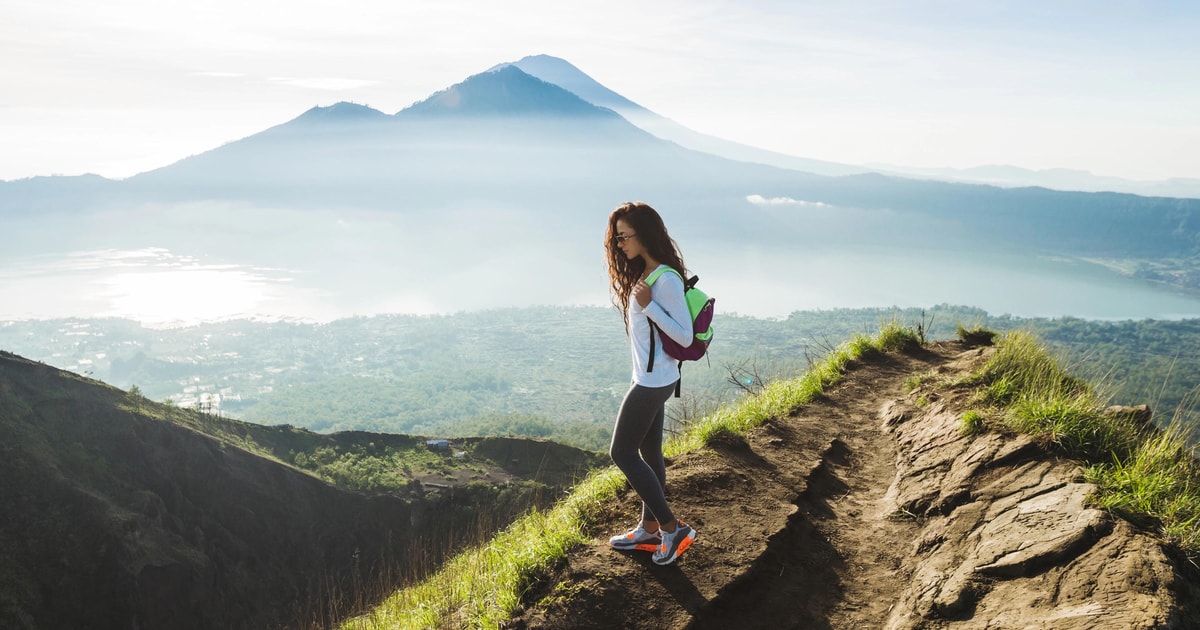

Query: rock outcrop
left=882, top=346, right=1200, bottom=628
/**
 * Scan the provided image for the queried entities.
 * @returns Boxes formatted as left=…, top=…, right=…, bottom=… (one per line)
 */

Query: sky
left=3, top=0, right=1199, bottom=182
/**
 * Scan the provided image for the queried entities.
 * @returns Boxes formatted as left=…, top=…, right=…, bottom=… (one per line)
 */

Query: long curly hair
left=605, top=201, right=687, bottom=331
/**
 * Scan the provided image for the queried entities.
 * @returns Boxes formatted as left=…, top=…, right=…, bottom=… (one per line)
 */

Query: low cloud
left=746, top=195, right=831, bottom=207
left=267, top=77, right=382, bottom=91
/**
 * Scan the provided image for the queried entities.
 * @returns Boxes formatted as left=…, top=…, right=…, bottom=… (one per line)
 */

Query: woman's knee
left=609, top=443, right=631, bottom=467
left=638, top=450, right=664, bottom=468
left=615, top=442, right=653, bottom=472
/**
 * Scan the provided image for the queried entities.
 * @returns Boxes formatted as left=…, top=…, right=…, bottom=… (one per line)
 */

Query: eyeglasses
left=615, top=233, right=637, bottom=243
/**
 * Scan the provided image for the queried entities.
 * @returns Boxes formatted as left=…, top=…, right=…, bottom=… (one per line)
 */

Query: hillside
left=0, top=350, right=602, bottom=629
left=5, top=326, right=1200, bottom=627
left=353, top=334, right=1200, bottom=629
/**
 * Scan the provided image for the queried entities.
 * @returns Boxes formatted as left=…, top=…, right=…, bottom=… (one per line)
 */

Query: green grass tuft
left=956, top=323, right=998, bottom=346
left=973, top=331, right=1139, bottom=460
left=974, top=330, right=1089, bottom=404
left=973, top=330, right=1200, bottom=557
left=959, top=410, right=984, bottom=436
left=1084, top=418, right=1200, bottom=550
left=903, top=371, right=936, bottom=393
left=876, top=320, right=924, bottom=353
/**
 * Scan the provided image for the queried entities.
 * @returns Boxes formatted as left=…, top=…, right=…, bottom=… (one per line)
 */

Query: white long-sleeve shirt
left=628, top=265, right=693, bottom=387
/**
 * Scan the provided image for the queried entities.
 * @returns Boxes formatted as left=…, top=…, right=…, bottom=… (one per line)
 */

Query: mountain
left=4, top=59, right=1198, bottom=250
left=3, top=56, right=1200, bottom=322
left=868, top=162, right=1200, bottom=199
left=502, top=55, right=1200, bottom=198
left=402, top=64, right=621, bottom=118
left=289, top=100, right=393, bottom=125
left=0, top=173, right=119, bottom=214
left=499, top=54, right=872, bottom=177
left=120, top=64, right=793, bottom=213
left=40, top=54, right=1200, bottom=259
left=15, top=60, right=1197, bottom=257
left=0, top=349, right=602, bottom=629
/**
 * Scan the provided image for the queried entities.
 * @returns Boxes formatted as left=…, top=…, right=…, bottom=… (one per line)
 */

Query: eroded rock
left=881, top=348, right=1193, bottom=629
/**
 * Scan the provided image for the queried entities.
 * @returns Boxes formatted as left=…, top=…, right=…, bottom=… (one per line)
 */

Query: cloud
left=267, top=77, right=382, bottom=91
left=194, top=71, right=245, bottom=78
left=746, top=194, right=831, bottom=208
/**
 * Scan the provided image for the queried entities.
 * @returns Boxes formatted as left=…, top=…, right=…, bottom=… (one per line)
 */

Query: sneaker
left=609, top=524, right=662, bottom=551
left=652, top=521, right=696, bottom=565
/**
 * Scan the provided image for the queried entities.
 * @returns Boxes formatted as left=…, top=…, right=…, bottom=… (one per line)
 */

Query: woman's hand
left=634, top=281, right=652, bottom=308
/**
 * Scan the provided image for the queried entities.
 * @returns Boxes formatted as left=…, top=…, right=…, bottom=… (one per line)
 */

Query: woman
left=604, top=201, right=697, bottom=566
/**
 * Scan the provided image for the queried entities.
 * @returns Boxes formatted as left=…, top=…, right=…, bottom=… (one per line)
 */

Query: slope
left=0, top=350, right=602, bottom=630
left=506, top=340, right=1200, bottom=629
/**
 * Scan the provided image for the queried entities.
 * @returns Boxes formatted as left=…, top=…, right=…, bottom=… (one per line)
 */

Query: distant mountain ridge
left=869, top=161, right=1200, bottom=199
left=499, top=55, right=1199, bottom=197
left=1, top=55, right=1194, bottom=198
left=498, top=54, right=873, bottom=178
left=57, top=60, right=1200, bottom=259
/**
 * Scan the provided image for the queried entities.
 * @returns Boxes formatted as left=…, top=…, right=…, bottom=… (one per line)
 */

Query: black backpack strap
left=647, top=322, right=657, bottom=373
left=649, top=321, right=683, bottom=397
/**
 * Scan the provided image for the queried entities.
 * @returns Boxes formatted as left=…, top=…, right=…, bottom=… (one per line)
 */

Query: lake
left=3, top=241, right=1199, bottom=326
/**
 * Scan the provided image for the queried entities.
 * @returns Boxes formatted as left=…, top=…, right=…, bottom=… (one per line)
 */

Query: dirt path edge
left=505, top=342, right=1200, bottom=629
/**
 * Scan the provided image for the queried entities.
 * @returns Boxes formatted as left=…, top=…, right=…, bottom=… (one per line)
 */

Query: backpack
left=645, top=267, right=715, bottom=396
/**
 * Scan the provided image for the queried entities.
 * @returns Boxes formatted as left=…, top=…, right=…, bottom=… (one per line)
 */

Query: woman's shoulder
left=647, top=264, right=684, bottom=284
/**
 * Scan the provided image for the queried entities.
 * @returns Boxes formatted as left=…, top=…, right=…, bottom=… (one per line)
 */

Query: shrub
left=956, top=324, right=997, bottom=346
left=876, top=320, right=924, bottom=353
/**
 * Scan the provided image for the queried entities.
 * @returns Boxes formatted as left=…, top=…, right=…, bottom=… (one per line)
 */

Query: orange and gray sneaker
left=609, top=524, right=662, bottom=552
left=652, top=521, right=696, bottom=565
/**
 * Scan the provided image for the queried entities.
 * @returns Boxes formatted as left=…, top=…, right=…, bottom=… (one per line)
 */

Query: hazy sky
left=3, top=0, right=1198, bottom=182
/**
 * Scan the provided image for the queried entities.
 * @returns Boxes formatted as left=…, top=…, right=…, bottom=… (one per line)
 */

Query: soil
left=505, top=341, right=1200, bottom=629
left=506, top=344, right=945, bottom=629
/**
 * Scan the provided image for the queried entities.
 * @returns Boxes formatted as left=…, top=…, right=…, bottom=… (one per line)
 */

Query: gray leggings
left=609, top=381, right=678, bottom=524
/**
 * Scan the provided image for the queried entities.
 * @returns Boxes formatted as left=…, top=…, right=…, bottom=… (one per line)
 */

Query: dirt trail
left=507, top=340, right=1200, bottom=629
left=507, top=344, right=951, bottom=629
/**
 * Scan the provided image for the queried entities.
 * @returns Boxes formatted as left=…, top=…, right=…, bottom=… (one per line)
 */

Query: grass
left=959, top=410, right=984, bottom=436
left=344, top=466, right=628, bottom=630
left=966, top=328, right=1200, bottom=555
left=343, top=321, right=921, bottom=630
left=955, top=323, right=997, bottom=346
left=1084, top=418, right=1200, bottom=551
left=968, top=330, right=1143, bottom=461
left=903, top=371, right=935, bottom=393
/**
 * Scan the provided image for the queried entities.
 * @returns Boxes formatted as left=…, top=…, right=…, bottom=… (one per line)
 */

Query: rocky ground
left=505, top=341, right=1200, bottom=629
